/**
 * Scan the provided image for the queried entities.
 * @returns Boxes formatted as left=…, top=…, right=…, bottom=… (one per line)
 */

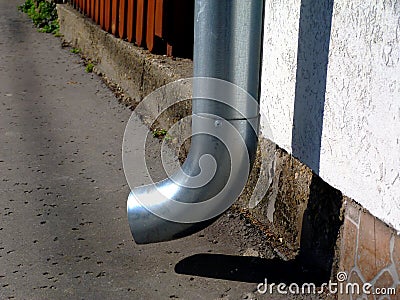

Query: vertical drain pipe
left=127, top=0, right=265, bottom=244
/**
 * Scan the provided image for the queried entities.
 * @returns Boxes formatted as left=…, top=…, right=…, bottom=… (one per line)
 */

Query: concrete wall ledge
left=57, top=3, right=193, bottom=108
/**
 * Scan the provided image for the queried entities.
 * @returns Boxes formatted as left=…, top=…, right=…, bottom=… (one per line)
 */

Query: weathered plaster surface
left=259, top=0, right=301, bottom=151
left=260, top=0, right=400, bottom=231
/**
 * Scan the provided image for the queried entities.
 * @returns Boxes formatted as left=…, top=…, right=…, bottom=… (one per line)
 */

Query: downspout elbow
left=126, top=0, right=265, bottom=244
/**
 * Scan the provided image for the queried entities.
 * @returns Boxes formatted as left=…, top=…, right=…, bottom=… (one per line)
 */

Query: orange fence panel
left=119, top=0, right=127, bottom=38
left=70, top=0, right=194, bottom=58
left=135, top=0, right=146, bottom=47
left=86, top=0, right=91, bottom=16
left=100, top=0, right=105, bottom=29
left=111, top=0, right=119, bottom=35
left=126, top=0, right=136, bottom=42
left=146, top=0, right=156, bottom=52
left=88, top=0, right=93, bottom=17
left=94, top=0, right=100, bottom=23
left=90, top=0, right=95, bottom=19
left=104, top=0, right=112, bottom=32
left=87, top=0, right=91, bottom=15
left=154, top=0, right=163, bottom=37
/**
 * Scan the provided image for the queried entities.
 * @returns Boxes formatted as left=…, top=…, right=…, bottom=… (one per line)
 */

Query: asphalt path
left=0, top=1, right=281, bottom=299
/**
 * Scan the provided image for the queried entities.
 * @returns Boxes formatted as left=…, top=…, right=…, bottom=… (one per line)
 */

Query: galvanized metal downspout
left=127, top=0, right=265, bottom=244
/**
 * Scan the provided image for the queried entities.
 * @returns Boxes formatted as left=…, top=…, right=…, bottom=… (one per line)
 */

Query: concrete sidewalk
left=0, top=1, right=321, bottom=299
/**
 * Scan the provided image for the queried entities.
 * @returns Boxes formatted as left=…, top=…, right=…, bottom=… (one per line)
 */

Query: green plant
left=53, top=29, right=62, bottom=37
left=152, top=128, right=169, bottom=139
left=70, top=48, right=81, bottom=54
left=18, top=0, right=59, bottom=34
left=85, top=62, right=94, bottom=73
left=18, top=0, right=35, bottom=13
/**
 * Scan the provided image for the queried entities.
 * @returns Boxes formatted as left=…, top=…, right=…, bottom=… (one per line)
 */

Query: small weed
left=152, top=129, right=172, bottom=140
left=70, top=48, right=81, bottom=54
left=53, top=30, right=62, bottom=37
left=152, top=128, right=168, bottom=138
left=85, top=62, right=94, bottom=73
left=18, top=0, right=35, bottom=14
left=18, top=0, right=59, bottom=34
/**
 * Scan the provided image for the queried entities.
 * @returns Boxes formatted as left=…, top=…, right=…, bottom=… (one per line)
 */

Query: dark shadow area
left=291, top=0, right=334, bottom=174
left=164, top=0, right=194, bottom=58
left=298, top=174, right=343, bottom=277
left=175, top=174, right=343, bottom=284
left=175, top=254, right=326, bottom=284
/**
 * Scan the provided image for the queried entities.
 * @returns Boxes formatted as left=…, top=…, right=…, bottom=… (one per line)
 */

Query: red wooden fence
left=69, top=0, right=194, bottom=58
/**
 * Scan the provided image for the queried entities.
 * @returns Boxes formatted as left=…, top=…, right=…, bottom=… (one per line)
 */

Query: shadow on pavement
left=175, top=253, right=327, bottom=284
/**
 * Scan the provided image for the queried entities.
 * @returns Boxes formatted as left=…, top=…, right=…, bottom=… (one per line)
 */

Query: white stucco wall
left=260, top=0, right=400, bottom=231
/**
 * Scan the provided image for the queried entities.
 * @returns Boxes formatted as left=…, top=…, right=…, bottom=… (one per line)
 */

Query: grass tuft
left=85, top=62, right=94, bottom=73
left=18, top=0, right=59, bottom=34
